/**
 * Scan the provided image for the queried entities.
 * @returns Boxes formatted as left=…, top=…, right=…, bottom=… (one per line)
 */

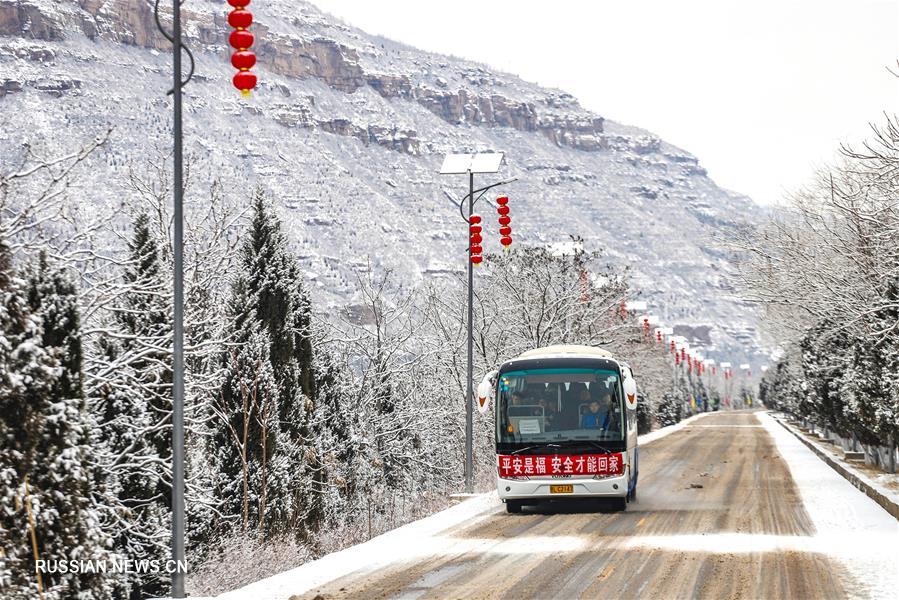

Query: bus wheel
left=506, top=500, right=523, bottom=514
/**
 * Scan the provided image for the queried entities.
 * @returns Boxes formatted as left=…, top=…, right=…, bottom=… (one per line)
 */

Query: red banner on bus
left=497, top=453, right=624, bottom=478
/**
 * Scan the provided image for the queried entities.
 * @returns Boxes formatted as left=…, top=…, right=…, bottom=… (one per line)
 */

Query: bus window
left=497, top=369, right=624, bottom=444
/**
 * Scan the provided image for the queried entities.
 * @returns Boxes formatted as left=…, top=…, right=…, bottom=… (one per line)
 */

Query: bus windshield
left=496, top=368, right=624, bottom=444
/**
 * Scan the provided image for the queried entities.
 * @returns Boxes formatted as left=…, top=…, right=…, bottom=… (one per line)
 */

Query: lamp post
left=439, top=153, right=512, bottom=494
left=153, top=0, right=195, bottom=595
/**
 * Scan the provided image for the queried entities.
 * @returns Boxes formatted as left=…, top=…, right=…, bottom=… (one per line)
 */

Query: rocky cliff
left=0, top=0, right=766, bottom=362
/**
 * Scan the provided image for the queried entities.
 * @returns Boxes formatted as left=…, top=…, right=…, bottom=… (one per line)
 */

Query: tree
left=0, top=241, right=115, bottom=600
left=733, top=116, right=899, bottom=453
left=212, top=191, right=322, bottom=539
left=91, top=212, right=172, bottom=599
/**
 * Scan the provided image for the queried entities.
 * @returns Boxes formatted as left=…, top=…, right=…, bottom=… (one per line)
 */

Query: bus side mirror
left=623, top=376, right=638, bottom=410
left=477, top=370, right=498, bottom=414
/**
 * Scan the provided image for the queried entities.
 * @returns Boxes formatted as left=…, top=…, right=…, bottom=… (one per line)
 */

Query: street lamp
left=439, top=152, right=513, bottom=494
left=153, top=0, right=195, bottom=595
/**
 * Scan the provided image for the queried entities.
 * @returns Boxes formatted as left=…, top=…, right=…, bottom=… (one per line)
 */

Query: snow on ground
left=758, top=411, right=899, bottom=599
left=772, top=412, right=899, bottom=510
left=219, top=410, right=897, bottom=599
left=217, top=411, right=714, bottom=599
left=216, top=492, right=502, bottom=600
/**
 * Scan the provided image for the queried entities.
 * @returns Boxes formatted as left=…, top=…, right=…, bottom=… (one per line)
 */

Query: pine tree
left=213, top=192, right=322, bottom=539
left=93, top=213, right=172, bottom=599
left=0, top=243, right=114, bottom=600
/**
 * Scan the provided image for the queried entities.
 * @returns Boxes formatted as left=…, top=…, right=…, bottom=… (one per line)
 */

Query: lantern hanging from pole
left=657, top=330, right=662, bottom=344
left=496, top=196, right=512, bottom=249
left=227, top=0, right=257, bottom=97
left=469, top=214, right=483, bottom=265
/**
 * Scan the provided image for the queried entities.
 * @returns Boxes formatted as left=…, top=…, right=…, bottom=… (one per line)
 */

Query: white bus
left=478, top=345, right=639, bottom=513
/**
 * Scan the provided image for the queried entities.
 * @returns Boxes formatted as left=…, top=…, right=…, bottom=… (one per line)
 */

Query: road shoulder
left=768, top=411, right=899, bottom=520
left=758, top=411, right=899, bottom=600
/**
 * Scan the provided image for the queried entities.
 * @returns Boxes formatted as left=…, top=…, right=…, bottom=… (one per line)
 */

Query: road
left=296, top=410, right=873, bottom=599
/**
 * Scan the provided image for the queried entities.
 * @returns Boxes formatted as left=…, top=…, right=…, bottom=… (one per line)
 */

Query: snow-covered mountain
left=0, top=0, right=766, bottom=362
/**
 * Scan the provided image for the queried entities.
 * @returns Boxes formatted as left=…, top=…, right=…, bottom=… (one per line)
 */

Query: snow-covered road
left=220, top=410, right=899, bottom=599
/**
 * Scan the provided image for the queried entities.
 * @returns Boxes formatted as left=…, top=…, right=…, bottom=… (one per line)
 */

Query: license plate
left=550, top=485, right=573, bottom=494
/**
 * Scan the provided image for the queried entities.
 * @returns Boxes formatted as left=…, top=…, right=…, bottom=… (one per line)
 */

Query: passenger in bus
left=597, top=390, right=618, bottom=431
left=538, top=396, right=559, bottom=430
left=581, top=400, right=603, bottom=429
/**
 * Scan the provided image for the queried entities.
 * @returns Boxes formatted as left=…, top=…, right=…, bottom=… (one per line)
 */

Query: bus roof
left=514, top=345, right=615, bottom=360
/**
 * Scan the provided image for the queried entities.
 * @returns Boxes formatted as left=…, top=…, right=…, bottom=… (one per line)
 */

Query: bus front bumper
left=497, top=473, right=628, bottom=501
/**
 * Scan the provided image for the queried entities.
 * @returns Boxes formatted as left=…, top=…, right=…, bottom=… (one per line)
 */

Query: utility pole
left=439, top=153, right=512, bottom=494
left=465, top=171, right=474, bottom=494
left=170, top=0, right=186, bottom=592
left=154, top=0, right=195, bottom=595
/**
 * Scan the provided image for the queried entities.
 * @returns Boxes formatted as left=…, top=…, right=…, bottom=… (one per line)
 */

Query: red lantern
left=229, top=29, right=254, bottom=50
left=496, top=196, right=509, bottom=206
left=499, top=225, right=512, bottom=236
left=657, top=330, right=662, bottom=344
left=233, top=71, right=257, bottom=95
left=228, top=2, right=257, bottom=97
left=500, top=235, right=512, bottom=247
left=498, top=215, right=511, bottom=226
left=675, top=353, right=680, bottom=366
left=469, top=213, right=484, bottom=264
left=680, top=348, right=686, bottom=361
left=497, top=205, right=510, bottom=216
left=228, top=8, right=253, bottom=28
left=231, top=50, right=256, bottom=70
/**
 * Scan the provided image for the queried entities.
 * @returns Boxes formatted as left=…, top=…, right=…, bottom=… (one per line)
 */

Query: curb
left=770, top=413, right=899, bottom=521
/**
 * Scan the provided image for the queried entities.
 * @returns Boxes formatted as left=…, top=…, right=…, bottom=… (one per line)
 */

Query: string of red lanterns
left=469, top=214, right=483, bottom=265
left=227, top=0, right=257, bottom=97
left=496, top=196, right=512, bottom=248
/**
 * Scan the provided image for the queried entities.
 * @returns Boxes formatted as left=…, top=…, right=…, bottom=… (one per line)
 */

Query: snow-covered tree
left=212, top=191, right=322, bottom=540
left=0, top=241, right=115, bottom=600
left=734, top=116, right=899, bottom=453
left=90, top=212, right=173, bottom=599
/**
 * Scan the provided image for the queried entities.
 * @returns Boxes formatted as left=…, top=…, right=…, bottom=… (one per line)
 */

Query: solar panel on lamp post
left=439, top=153, right=512, bottom=494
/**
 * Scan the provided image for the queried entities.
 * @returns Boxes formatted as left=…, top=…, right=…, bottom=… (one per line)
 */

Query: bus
left=477, top=345, right=639, bottom=513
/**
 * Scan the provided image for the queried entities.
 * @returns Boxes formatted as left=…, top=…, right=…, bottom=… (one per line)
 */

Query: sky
left=308, top=1, right=899, bottom=206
